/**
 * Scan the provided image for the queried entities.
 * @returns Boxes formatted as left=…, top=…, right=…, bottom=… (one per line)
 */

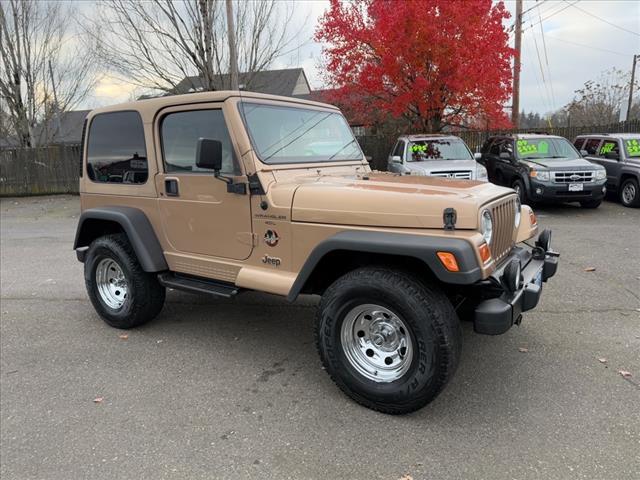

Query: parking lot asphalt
left=1, top=195, right=639, bottom=480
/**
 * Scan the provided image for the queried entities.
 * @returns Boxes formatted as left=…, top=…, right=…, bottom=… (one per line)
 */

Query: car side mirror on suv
left=580, top=149, right=588, bottom=157
left=390, top=155, right=402, bottom=164
left=474, top=152, right=482, bottom=160
left=196, top=138, right=223, bottom=172
left=499, top=152, right=513, bottom=161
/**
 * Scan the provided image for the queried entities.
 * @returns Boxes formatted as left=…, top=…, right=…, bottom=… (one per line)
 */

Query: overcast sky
left=90, top=0, right=640, bottom=116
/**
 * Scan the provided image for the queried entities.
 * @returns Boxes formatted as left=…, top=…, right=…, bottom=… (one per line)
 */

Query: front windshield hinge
left=248, top=173, right=265, bottom=195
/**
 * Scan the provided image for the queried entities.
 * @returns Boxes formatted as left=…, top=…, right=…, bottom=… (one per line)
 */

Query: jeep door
left=155, top=104, right=253, bottom=260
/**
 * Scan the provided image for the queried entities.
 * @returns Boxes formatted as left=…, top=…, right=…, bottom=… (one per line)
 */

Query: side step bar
left=158, top=273, right=239, bottom=298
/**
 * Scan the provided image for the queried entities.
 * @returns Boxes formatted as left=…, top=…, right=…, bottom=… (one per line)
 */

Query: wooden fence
left=357, top=119, right=640, bottom=171
left=0, top=145, right=81, bottom=196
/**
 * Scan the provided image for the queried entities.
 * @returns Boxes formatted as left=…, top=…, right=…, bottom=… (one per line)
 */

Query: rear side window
left=87, top=111, right=148, bottom=184
left=161, top=109, right=237, bottom=174
left=573, top=138, right=585, bottom=150
left=392, top=141, right=405, bottom=158
left=583, top=138, right=601, bottom=155
left=599, top=140, right=619, bottom=157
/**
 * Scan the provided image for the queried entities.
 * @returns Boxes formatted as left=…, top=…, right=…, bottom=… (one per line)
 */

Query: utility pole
left=512, top=0, right=523, bottom=128
left=225, top=0, right=239, bottom=90
left=627, top=54, right=638, bottom=122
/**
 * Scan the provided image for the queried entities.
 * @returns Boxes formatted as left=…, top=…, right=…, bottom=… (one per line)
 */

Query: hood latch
left=443, top=208, right=457, bottom=230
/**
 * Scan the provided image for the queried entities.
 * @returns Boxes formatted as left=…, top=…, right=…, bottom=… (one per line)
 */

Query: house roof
left=33, top=110, right=90, bottom=145
left=173, top=68, right=311, bottom=97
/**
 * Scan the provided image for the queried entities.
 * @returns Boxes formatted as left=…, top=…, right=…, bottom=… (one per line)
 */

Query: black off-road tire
left=580, top=199, right=602, bottom=209
left=620, top=178, right=640, bottom=208
left=85, top=234, right=165, bottom=329
left=315, top=267, right=462, bottom=415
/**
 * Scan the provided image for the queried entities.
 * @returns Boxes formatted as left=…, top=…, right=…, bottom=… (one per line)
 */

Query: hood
left=522, top=157, right=602, bottom=170
left=405, top=159, right=479, bottom=174
left=269, top=170, right=513, bottom=229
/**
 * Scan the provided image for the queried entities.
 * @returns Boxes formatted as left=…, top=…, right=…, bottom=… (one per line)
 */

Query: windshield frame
left=405, top=137, right=474, bottom=162
left=515, top=136, right=582, bottom=161
left=237, top=101, right=365, bottom=165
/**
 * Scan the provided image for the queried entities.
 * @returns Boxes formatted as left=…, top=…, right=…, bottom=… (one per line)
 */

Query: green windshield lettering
left=626, top=139, right=640, bottom=156
left=517, top=139, right=538, bottom=155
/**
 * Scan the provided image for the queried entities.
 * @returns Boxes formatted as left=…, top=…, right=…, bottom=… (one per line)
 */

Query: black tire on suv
left=512, top=178, right=527, bottom=204
left=620, top=177, right=640, bottom=208
left=85, top=234, right=166, bottom=329
left=316, top=267, right=462, bottom=415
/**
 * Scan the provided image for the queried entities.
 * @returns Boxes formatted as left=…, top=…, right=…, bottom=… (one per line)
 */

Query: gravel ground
left=1, top=195, right=639, bottom=480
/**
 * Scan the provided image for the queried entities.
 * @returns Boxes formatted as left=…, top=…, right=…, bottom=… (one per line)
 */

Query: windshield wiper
left=328, top=139, right=359, bottom=161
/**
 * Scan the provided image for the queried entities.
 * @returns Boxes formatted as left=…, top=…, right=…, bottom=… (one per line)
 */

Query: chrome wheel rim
left=622, top=183, right=636, bottom=204
left=340, top=304, right=413, bottom=383
left=95, top=258, right=128, bottom=309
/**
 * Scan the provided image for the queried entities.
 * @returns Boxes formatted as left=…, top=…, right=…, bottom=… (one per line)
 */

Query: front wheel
left=512, top=178, right=527, bottom=204
left=85, top=234, right=166, bottom=329
left=316, top=267, right=462, bottom=415
left=620, top=178, right=640, bottom=207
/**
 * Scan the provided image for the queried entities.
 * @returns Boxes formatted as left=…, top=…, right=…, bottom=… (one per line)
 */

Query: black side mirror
left=604, top=151, right=620, bottom=160
left=196, top=138, right=223, bottom=172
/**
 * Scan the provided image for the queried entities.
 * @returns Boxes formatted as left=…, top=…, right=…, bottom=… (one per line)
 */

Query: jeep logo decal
left=262, top=255, right=281, bottom=267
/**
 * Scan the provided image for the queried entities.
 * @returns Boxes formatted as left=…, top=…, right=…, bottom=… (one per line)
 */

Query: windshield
left=516, top=137, right=580, bottom=160
left=623, top=138, right=640, bottom=158
left=407, top=138, right=472, bottom=162
left=239, top=102, right=363, bottom=164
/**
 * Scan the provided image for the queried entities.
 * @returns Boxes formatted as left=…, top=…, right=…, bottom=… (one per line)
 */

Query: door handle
left=165, top=178, right=179, bottom=196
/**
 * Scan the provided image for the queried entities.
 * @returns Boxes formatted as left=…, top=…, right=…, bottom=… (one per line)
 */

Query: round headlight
left=514, top=196, right=521, bottom=228
left=481, top=209, right=493, bottom=245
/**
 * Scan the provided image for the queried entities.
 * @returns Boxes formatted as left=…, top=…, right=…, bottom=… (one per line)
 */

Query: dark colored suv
left=574, top=134, right=640, bottom=208
left=478, top=134, right=607, bottom=208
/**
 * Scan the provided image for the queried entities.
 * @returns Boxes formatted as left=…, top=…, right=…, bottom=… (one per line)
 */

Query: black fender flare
left=74, top=206, right=168, bottom=272
left=287, top=230, right=483, bottom=301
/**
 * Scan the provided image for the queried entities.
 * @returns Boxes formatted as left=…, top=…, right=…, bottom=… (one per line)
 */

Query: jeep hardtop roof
left=88, top=90, right=339, bottom=118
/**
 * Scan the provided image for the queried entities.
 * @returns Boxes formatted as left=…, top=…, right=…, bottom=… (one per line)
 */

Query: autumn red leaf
left=316, top=0, right=514, bottom=132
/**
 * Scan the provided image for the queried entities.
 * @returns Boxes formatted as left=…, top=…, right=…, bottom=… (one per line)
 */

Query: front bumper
left=528, top=179, right=606, bottom=202
left=474, top=231, right=559, bottom=335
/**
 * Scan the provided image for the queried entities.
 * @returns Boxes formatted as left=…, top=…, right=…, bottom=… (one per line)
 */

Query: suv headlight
left=514, top=196, right=521, bottom=228
left=481, top=209, right=493, bottom=245
left=477, top=165, right=488, bottom=181
left=530, top=169, right=550, bottom=181
left=595, top=169, right=606, bottom=180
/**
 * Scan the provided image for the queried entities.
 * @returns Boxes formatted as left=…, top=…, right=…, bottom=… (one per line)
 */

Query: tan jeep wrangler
left=74, top=91, right=559, bottom=414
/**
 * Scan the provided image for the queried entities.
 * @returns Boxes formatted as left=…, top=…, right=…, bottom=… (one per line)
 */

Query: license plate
left=568, top=183, right=583, bottom=191
left=534, top=270, right=543, bottom=286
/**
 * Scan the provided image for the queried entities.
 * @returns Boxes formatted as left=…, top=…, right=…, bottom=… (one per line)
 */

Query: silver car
left=387, top=134, right=488, bottom=181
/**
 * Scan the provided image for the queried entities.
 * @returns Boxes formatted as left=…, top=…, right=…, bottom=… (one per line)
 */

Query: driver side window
left=161, top=109, right=238, bottom=174
left=393, top=141, right=405, bottom=159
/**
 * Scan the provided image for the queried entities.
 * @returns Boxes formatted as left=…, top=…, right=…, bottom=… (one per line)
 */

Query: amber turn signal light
left=437, top=252, right=460, bottom=272
left=479, top=243, right=492, bottom=263
left=529, top=210, right=537, bottom=226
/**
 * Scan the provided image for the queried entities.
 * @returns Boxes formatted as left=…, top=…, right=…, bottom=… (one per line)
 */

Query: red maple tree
left=316, top=0, right=514, bottom=132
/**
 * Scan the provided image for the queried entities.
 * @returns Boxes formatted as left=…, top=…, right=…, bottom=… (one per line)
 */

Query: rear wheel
left=316, top=267, right=462, bottom=415
left=620, top=178, right=640, bottom=207
left=85, top=234, right=165, bottom=329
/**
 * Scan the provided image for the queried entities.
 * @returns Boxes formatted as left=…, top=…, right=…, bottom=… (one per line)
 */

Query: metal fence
left=357, top=119, right=640, bottom=171
left=0, top=145, right=81, bottom=196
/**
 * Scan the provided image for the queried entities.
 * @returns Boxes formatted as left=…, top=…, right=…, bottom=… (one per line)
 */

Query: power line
left=544, top=34, right=635, bottom=58
left=563, top=0, right=640, bottom=38
left=520, top=0, right=580, bottom=34
left=537, top=4, right=556, bottom=109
